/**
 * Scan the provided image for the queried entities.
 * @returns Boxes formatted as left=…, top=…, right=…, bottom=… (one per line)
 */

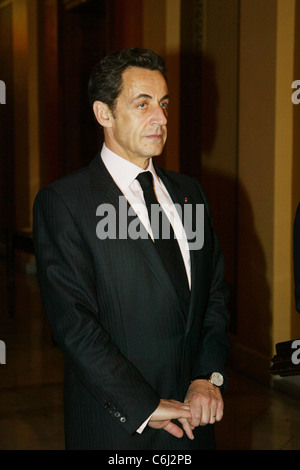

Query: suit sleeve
left=191, top=180, right=230, bottom=388
left=294, top=203, right=300, bottom=313
left=33, top=187, right=160, bottom=434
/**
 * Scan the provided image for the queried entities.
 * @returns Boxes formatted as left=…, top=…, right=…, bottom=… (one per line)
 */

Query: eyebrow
left=131, top=93, right=169, bottom=103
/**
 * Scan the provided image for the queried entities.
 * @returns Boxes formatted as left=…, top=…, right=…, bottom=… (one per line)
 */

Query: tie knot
left=136, top=171, right=154, bottom=191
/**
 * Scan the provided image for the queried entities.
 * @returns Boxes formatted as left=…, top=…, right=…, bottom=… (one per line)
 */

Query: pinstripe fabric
left=33, top=151, right=230, bottom=450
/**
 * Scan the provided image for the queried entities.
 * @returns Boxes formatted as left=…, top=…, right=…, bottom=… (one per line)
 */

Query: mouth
left=145, top=134, right=164, bottom=140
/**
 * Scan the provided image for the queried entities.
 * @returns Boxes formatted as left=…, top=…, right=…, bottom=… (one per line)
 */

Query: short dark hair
left=88, top=47, right=167, bottom=112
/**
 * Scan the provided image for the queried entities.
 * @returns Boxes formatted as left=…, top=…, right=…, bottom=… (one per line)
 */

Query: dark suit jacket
left=294, top=203, right=300, bottom=314
left=33, top=151, right=230, bottom=450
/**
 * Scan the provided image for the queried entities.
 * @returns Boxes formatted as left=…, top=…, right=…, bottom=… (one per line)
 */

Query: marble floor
left=1, top=253, right=300, bottom=450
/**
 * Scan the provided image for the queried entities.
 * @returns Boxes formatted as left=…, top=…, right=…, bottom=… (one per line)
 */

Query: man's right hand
left=148, top=399, right=194, bottom=440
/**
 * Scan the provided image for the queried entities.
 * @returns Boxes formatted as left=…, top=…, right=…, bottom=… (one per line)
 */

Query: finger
left=164, top=421, right=184, bottom=439
left=178, top=418, right=194, bottom=440
left=190, top=407, right=202, bottom=427
left=171, top=400, right=191, bottom=412
left=188, top=398, right=203, bottom=427
left=215, top=401, right=224, bottom=422
left=199, top=406, right=211, bottom=426
left=208, top=399, right=223, bottom=424
left=161, top=405, right=191, bottom=421
left=151, top=400, right=191, bottom=422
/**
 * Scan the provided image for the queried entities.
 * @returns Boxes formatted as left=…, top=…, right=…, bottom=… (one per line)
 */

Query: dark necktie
left=136, top=171, right=190, bottom=312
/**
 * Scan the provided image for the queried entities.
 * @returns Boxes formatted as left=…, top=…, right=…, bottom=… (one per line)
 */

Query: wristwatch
left=208, top=372, right=224, bottom=387
left=192, top=372, right=224, bottom=387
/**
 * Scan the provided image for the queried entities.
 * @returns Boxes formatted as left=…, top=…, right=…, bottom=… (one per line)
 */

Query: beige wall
left=10, top=0, right=40, bottom=230
left=292, top=0, right=300, bottom=335
left=200, top=0, right=240, bottom=324
left=143, top=0, right=181, bottom=172
left=200, top=0, right=300, bottom=383
left=12, top=0, right=29, bottom=229
left=235, top=0, right=278, bottom=382
left=27, top=0, right=40, bottom=228
left=273, top=0, right=298, bottom=345
left=208, top=0, right=300, bottom=383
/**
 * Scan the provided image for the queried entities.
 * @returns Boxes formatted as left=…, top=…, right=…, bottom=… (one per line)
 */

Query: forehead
left=120, top=67, right=168, bottom=99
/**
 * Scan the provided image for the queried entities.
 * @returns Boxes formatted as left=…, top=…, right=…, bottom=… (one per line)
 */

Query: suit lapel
left=88, top=153, right=186, bottom=318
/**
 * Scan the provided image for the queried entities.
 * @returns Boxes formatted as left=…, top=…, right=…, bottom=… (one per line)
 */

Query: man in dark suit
left=33, top=48, right=230, bottom=450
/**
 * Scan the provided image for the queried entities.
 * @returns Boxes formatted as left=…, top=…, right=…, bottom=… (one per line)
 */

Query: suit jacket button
left=120, top=416, right=126, bottom=423
left=114, top=412, right=121, bottom=418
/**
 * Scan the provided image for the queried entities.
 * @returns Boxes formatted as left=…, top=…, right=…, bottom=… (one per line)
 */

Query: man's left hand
left=184, top=379, right=224, bottom=429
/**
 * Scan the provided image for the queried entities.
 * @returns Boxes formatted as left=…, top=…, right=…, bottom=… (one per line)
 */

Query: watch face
left=211, top=372, right=224, bottom=386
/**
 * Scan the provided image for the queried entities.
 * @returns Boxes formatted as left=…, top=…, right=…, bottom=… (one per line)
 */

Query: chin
left=149, top=143, right=165, bottom=155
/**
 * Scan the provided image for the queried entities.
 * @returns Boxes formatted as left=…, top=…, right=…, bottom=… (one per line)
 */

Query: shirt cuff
left=136, top=413, right=153, bottom=434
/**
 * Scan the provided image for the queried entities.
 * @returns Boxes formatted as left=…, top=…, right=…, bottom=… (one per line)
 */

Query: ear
left=93, top=101, right=113, bottom=128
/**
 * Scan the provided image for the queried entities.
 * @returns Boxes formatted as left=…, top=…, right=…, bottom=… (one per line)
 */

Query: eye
left=138, top=102, right=147, bottom=109
left=160, top=101, right=169, bottom=110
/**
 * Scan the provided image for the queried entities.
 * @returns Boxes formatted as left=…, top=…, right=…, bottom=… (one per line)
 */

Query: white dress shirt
left=100, top=144, right=191, bottom=433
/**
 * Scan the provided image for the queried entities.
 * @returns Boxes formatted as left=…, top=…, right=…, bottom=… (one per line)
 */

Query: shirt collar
left=101, top=144, right=161, bottom=190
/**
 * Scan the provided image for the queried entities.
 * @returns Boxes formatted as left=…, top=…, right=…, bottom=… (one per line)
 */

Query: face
left=94, top=67, right=169, bottom=168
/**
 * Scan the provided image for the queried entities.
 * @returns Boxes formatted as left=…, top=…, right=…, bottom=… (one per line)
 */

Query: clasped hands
left=148, top=379, right=224, bottom=439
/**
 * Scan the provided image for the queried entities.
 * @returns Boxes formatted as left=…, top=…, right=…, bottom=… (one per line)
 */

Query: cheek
left=113, top=114, right=148, bottom=145
left=127, top=118, right=147, bottom=140
left=115, top=119, right=133, bottom=141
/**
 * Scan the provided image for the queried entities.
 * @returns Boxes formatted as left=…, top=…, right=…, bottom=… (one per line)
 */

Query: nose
left=150, top=104, right=168, bottom=126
